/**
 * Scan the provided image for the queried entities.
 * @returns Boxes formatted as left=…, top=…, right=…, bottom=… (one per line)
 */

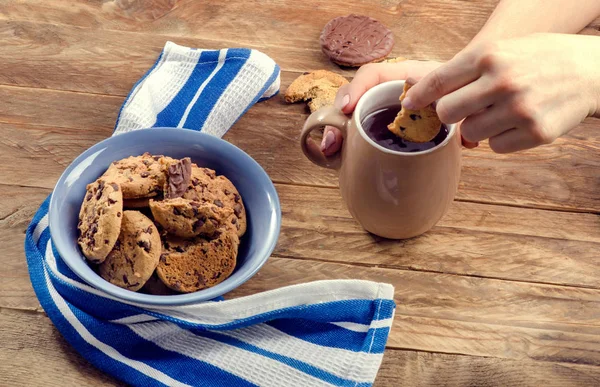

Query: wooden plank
left=3, top=308, right=599, bottom=387
left=0, top=19, right=352, bottom=96
left=375, top=348, right=600, bottom=387
left=1, top=83, right=599, bottom=212
left=0, top=0, right=498, bottom=60
left=0, top=308, right=127, bottom=387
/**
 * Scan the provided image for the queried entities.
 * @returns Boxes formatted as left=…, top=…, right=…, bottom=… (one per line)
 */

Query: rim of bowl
left=49, top=128, right=281, bottom=306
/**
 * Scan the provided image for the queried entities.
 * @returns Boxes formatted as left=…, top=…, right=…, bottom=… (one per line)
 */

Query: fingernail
left=334, top=94, right=350, bottom=110
left=402, top=97, right=415, bottom=110
left=321, top=130, right=336, bottom=152
left=406, top=77, right=418, bottom=86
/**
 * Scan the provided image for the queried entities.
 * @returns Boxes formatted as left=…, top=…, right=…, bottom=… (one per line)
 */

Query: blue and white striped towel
left=24, top=41, right=396, bottom=387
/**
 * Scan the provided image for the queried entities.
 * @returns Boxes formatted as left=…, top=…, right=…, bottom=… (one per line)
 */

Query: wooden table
left=1, top=1, right=600, bottom=386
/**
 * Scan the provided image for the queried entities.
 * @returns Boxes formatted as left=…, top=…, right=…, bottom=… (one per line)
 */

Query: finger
left=461, top=136, right=479, bottom=149
left=460, top=102, right=520, bottom=143
left=341, top=60, right=442, bottom=113
left=403, top=52, right=481, bottom=110
left=320, top=125, right=344, bottom=156
left=435, top=77, right=497, bottom=124
left=488, top=128, right=539, bottom=153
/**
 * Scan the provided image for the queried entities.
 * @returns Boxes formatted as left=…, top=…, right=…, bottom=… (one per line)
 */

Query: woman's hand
left=403, top=33, right=600, bottom=153
left=319, top=60, right=447, bottom=156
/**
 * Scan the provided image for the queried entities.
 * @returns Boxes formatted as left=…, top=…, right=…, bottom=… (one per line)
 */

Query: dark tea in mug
left=362, top=105, right=448, bottom=152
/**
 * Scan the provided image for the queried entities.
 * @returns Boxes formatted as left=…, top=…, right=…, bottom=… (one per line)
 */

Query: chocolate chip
left=145, top=226, right=153, bottom=234
left=210, top=219, right=218, bottom=227
left=104, top=239, right=109, bottom=244
left=137, top=240, right=151, bottom=252
left=142, top=160, right=151, bottom=167
left=95, top=188, right=104, bottom=200
left=110, top=183, right=119, bottom=191
left=234, top=204, right=243, bottom=217
left=123, top=275, right=129, bottom=284
left=108, top=198, right=117, bottom=205
left=160, top=254, right=168, bottom=264
left=117, top=212, right=122, bottom=217
left=86, top=192, right=93, bottom=201
left=89, top=222, right=98, bottom=235
left=224, top=189, right=231, bottom=195
left=193, top=219, right=205, bottom=230
left=173, top=281, right=182, bottom=290
left=214, top=200, right=224, bottom=208
left=233, top=194, right=241, bottom=203
left=231, top=217, right=237, bottom=225
left=410, top=114, right=421, bottom=121
left=140, top=172, right=150, bottom=178
left=175, top=246, right=185, bottom=253
left=173, top=207, right=181, bottom=215
left=192, top=178, right=200, bottom=187
left=128, top=177, right=134, bottom=182
left=400, top=126, right=406, bottom=131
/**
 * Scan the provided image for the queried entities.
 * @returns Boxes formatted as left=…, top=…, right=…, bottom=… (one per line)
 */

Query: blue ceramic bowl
left=49, top=128, right=281, bottom=306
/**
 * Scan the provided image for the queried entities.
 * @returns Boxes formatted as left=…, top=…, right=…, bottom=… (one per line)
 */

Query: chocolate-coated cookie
left=77, top=179, right=123, bottom=264
left=149, top=197, right=232, bottom=238
left=156, top=230, right=239, bottom=293
left=101, top=153, right=175, bottom=199
left=98, top=211, right=161, bottom=291
left=320, top=14, right=394, bottom=67
left=388, top=83, right=442, bottom=143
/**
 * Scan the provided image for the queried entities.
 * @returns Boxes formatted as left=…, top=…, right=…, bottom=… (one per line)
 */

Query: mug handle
left=300, top=106, right=349, bottom=170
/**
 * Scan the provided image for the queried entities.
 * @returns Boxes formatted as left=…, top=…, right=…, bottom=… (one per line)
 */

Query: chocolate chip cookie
left=320, top=14, right=395, bottom=67
left=285, top=70, right=349, bottom=113
left=149, top=198, right=232, bottom=238
left=98, top=211, right=161, bottom=291
left=182, top=166, right=247, bottom=237
left=156, top=230, right=239, bottom=293
left=77, top=179, right=123, bottom=264
left=388, top=82, right=442, bottom=143
left=101, top=153, right=175, bottom=199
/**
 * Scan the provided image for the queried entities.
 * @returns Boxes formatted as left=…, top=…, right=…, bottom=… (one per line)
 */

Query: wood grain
left=0, top=0, right=498, bottom=60
left=3, top=308, right=599, bottom=387
left=1, top=82, right=599, bottom=212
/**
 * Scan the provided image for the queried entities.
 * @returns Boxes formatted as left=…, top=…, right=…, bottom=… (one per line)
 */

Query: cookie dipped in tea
left=362, top=105, right=448, bottom=152
left=387, top=82, right=444, bottom=144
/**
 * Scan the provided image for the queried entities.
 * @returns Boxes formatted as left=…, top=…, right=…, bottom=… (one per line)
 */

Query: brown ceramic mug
left=300, top=80, right=461, bottom=239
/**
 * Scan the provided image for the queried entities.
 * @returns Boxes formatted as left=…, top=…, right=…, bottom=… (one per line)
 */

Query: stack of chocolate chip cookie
left=77, top=152, right=246, bottom=294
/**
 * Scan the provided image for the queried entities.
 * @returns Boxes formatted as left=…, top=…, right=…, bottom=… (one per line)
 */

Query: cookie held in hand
left=388, top=83, right=442, bottom=143
left=284, top=70, right=349, bottom=113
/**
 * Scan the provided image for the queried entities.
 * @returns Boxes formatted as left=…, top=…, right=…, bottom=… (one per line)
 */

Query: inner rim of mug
left=354, top=80, right=456, bottom=156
